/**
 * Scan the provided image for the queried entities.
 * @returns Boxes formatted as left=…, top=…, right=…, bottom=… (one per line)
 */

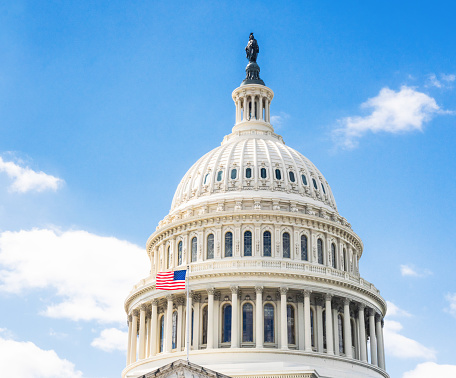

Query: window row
left=166, top=234, right=351, bottom=272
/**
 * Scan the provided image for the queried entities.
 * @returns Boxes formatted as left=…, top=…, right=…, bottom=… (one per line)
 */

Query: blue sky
left=0, top=1, right=455, bottom=377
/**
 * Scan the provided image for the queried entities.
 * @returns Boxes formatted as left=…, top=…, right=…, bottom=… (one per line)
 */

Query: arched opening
left=264, top=303, right=275, bottom=343
left=222, top=304, right=232, bottom=343
left=343, top=248, right=347, bottom=272
left=338, top=314, right=344, bottom=354
left=167, top=246, right=171, bottom=269
left=263, top=231, right=272, bottom=257
left=310, top=308, right=315, bottom=348
left=317, top=238, right=324, bottom=265
left=331, top=243, right=337, bottom=269
left=207, top=234, right=214, bottom=260
left=159, top=315, right=165, bottom=353
left=225, top=232, right=233, bottom=257
left=191, top=237, right=197, bottom=262
left=172, top=311, right=178, bottom=349
left=178, top=241, right=183, bottom=266
left=283, top=232, right=290, bottom=258
left=301, top=235, right=308, bottom=261
left=202, top=306, right=208, bottom=345
left=242, top=303, right=254, bottom=342
left=287, top=304, right=295, bottom=345
left=244, top=231, right=252, bottom=256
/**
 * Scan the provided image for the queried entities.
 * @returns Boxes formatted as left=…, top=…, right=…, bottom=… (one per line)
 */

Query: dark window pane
left=301, top=235, right=308, bottom=261
left=217, top=171, right=223, bottom=182
left=231, top=169, right=237, bottom=180
left=207, top=234, right=214, bottom=259
left=312, top=178, right=318, bottom=190
left=301, top=174, right=308, bottom=185
left=246, top=168, right=252, bottom=178
left=160, top=316, right=165, bottom=352
left=172, top=311, right=178, bottom=349
left=311, top=309, right=315, bottom=347
left=338, top=315, right=344, bottom=354
left=263, top=231, right=271, bottom=257
left=289, top=171, right=295, bottom=182
left=202, top=306, right=208, bottom=344
left=261, top=168, right=267, bottom=179
left=242, top=303, right=254, bottom=342
left=191, top=237, right=197, bottom=262
left=264, top=304, right=275, bottom=343
left=275, top=169, right=282, bottom=180
left=287, top=305, right=295, bottom=345
left=283, top=232, right=290, bottom=258
left=244, top=231, right=252, bottom=256
left=317, top=238, right=324, bottom=264
left=167, top=246, right=171, bottom=268
left=178, top=241, right=183, bottom=266
left=222, top=305, right=232, bottom=342
left=331, top=243, right=336, bottom=268
left=225, top=232, right=233, bottom=257
left=204, top=173, right=210, bottom=184
left=321, top=183, right=326, bottom=194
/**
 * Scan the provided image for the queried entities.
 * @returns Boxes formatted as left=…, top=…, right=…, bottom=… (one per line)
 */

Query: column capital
left=366, top=307, right=375, bottom=317
left=296, top=293, right=304, bottom=302
left=230, top=285, right=239, bottom=294
left=375, top=313, right=382, bottom=322
left=255, top=285, right=264, bottom=293
left=207, top=287, right=215, bottom=295
left=325, top=293, right=333, bottom=301
left=343, top=298, right=351, bottom=306
left=358, top=302, right=366, bottom=311
left=191, top=292, right=201, bottom=302
left=214, top=291, right=221, bottom=301
left=132, top=309, right=139, bottom=317
left=279, top=287, right=288, bottom=295
left=152, top=299, right=159, bottom=306
left=140, top=303, right=148, bottom=311
left=176, top=297, right=185, bottom=306
left=166, top=294, right=174, bottom=301
left=128, top=314, right=132, bottom=322
left=303, top=289, right=312, bottom=298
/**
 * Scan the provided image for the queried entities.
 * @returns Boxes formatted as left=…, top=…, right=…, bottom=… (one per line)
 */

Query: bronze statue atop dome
left=245, top=33, right=259, bottom=63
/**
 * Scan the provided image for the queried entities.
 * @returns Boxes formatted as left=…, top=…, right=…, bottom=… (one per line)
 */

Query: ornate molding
left=230, top=285, right=239, bottom=295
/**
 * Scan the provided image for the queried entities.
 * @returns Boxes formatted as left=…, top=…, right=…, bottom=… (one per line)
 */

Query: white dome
left=171, top=131, right=337, bottom=214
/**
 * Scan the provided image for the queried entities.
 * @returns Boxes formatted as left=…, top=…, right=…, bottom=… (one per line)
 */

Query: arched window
left=289, top=171, right=296, bottom=182
left=204, top=173, right=210, bottom=185
left=207, top=234, right=214, bottom=260
left=178, top=241, right=183, bottom=266
left=310, top=308, right=315, bottom=347
left=191, top=237, right=197, bottom=262
left=287, top=304, right=295, bottom=345
left=331, top=243, right=337, bottom=269
left=217, top=170, right=223, bottom=181
left=246, top=167, right=252, bottom=179
left=317, top=238, right=324, bottom=264
left=202, top=306, right=208, bottom=345
left=321, top=183, right=326, bottom=194
left=263, top=231, right=272, bottom=257
left=242, top=303, right=254, bottom=342
left=167, top=246, right=172, bottom=268
left=301, top=235, right=308, bottom=261
left=301, top=174, right=308, bottom=185
left=283, top=232, right=290, bottom=258
left=264, top=304, right=274, bottom=343
left=225, top=232, right=233, bottom=257
left=338, top=314, right=344, bottom=354
left=312, top=178, right=318, bottom=190
left=159, top=315, right=165, bottom=352
left=222, top=304, right=232, bottom=343
left=244, top=231, right=252, bottom=256
left=260, top=167, right=267, bottom=179
left=172, top=311, right=178, bottom=349
left=275, top=169, right=282, bottom=180
left=343, top=248, right=347, bottom=272
left=231, top=169, right=237, bottom=180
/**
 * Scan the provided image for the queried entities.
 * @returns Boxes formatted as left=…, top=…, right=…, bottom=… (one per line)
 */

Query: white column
left=259, top=96, right=264, bottom=120
left=343, top=299, right=352, bottom=358
left=358, top=304, right=367, bottom=362
left=138, top=304, right=147, bottom=359
left=207, top=288, right=215, bottom=349
left=231, top=286, right=239, bottom=348
left=333, top=308, right=339, bottom=356
left=297, top=293, right=305, bottom=350
left=376, top=316, right=385, bottom=369
left=130, top=309, right=138, bottom=363
left=192, top=293, right=200, bottom=349
left=150, top=300, right=158, bottom=356
left=265, top=98, right=269, bottom=122
left=177, top=297, right=184, bottom=351
left=255, top=286, right=264, bottom=348
left=242, top=96, right=247, bottom=121
left=304, top=290, right=312, bottom=352
left=185, top=293, right=193, bottom=351
left=325, top=294, right=334, bottom=355
left=280, top=287, right=288, bottom=350
left=165, top=295, right=173, bottom=353
left=126, top=315, right=132, bottom=365
left=368, top=309, right=378, bottom=366
left=145, top=315, right=150, bottom=358
left=316, top=299, right=323, bottom=353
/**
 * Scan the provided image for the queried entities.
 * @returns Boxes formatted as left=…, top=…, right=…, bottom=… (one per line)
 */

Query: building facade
left=123, top=35, right=388, bottom=378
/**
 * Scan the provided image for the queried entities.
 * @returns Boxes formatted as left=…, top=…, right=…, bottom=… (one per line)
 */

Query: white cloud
left=91, top=328, right=127, bottom=353
left=0, top=228, right=149, bottom=324
left=386, top=301, right=412, bottom=317
left=441, top=73, right=456, bottom=83
left=383, top=319, right=436, bottom=360
left=403, top=362, right=456, bottom=378
left=427, top=74, right=442, bottom=88
left=426, top=73, right=456, bottom=88
left=444, top=293, right=456, bottom=318
left=0, top=333, right=83, bottom=378
left=270, top=112, right=290, bottom=129
left=332, top=86, right=449, bottom=149
left=0, top=157, right=64, bottom=193
left=400, top=264, right=432, bottom=278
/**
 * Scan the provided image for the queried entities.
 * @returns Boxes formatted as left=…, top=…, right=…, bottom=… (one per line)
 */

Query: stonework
left=122, top=36, right=388, bottom=378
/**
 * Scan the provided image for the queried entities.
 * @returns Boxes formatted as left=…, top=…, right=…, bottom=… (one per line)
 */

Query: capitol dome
left=123, top=34, right=388, bottom=378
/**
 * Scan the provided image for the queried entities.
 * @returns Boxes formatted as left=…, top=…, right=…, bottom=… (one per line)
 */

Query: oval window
left=231, top=169, right=237, bottom=180
left=289, top=171, right=295, bottom=182
left=260, top=168, right=267, bottom=179
left=217, top=171, right=223, bottom=182
left=275, top=169, right=282, bottom=180
left=301, top=174, right=307, bottom=185
left=312, top=178, right=318, bottom=190
left=321, top=183, right=326, bottom=194
left=246, top=168, right=252, bottom=179
left=204, top=173, right=210, bottom=185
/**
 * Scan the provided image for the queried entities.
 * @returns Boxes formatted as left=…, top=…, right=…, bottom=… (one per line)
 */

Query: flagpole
left=186, top=264, right=190, bottom=362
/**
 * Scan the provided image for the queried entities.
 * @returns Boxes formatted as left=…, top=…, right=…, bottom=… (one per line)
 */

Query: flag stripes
left=156, top=270, right=186, bottom=290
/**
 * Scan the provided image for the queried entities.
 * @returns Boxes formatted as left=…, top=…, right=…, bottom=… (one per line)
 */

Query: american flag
left=156, top=269, right=187, bottom=290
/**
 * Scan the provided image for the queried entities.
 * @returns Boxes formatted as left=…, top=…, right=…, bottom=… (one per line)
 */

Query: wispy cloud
left=387, top=301, right=412, bottom=317
left=91, top=328, right=127, bottom=353
left=403, top=362, right=456, bottom=378
left=0, top=157, right=64, bottom=193
left=332, top=86, right=451, bottom=149
left=270, top=112, right=290, bottom=129
left=444, top=293, right=456, bottom=318
left=0, top=228, right=149, bottom=324
left=0, top=332, right=83, bottom=378
left=426, top=73, right=456, bottom=89
left=400, top=264, right=432, bottom=278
